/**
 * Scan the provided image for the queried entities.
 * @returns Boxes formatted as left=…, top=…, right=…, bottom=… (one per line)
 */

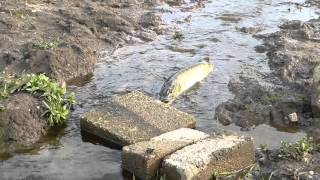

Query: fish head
left=159, top=80, right=181, bottom=103
left=159, top=85, right=174, bottom=103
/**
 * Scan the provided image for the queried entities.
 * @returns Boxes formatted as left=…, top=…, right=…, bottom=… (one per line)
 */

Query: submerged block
left=80, top=91, right=196, bottom=146
left=162, top=135, right=255, bottom=180
left=122, top=128, right=210, bottom=180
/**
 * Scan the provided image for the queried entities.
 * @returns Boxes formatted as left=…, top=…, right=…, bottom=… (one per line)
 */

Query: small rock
left=288, top=112, right=299, bottom=122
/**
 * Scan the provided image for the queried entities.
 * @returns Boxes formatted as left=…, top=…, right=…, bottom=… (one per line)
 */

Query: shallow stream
left=1, top=0, right=319, bottom=179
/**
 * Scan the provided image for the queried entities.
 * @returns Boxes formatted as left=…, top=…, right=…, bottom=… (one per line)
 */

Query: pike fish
left=159, top=59, right=214, bottom=103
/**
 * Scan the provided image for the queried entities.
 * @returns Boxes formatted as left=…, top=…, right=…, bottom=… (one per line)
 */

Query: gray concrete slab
left=80, top=91, right=196, bottom=146
left=162, top=135, right=255, bottom=180
left=122, top=128, right=210, bottom=180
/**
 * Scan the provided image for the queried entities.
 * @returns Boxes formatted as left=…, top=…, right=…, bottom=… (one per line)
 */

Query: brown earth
left=0, top=93, right=48, bottom=155
left=0, top=0, right=165, bottom=84
left=215, top=14, right=320, bottom=180
left=215, top=18, right=320, bottom=132
left=0, top=0, right=173, bottom=156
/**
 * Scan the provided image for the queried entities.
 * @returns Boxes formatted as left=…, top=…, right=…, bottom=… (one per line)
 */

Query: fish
left=159, top=58, right=214, bottom=103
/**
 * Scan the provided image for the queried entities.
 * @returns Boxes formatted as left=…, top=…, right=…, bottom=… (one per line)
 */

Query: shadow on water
left=81, top=130, right=123, bottom=150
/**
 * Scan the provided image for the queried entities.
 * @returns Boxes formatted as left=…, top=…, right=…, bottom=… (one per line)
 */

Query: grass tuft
left=278, top=137, right=320, bottom=160
left=33, top=38, right=62, bottom=50
left=0, top=74, right=75, bottom=126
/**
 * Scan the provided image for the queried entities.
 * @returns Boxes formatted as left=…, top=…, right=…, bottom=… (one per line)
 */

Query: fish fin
left=203, top=57, right=210, bottom=63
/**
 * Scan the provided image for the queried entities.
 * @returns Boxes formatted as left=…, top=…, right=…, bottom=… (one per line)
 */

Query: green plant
left=172, top=31, right=184, bottom=40
left=259, top=144, right=268, bottom=151
left=211, top=163, right=256, bottom=179
left=0, top=75, right=30, bottom=99
left=0, top=74, right=76, bottom=126
left=278, top=137, right=319, bottom=160
left=260, top=93, right=282, bottom=105
left=33, top=38, right=61, bottom=50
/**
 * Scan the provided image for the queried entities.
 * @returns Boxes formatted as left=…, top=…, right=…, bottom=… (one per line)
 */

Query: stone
left=288, top=112, right=299, bottom=122
left=122, top=128, right=210, bottom=180
left=80, top=91, right=196, bottom=146
left=162, top=135, right=255, bottom=180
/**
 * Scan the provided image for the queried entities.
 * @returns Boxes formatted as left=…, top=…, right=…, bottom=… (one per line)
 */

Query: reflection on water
left=1, top=0, right=319, bottom=180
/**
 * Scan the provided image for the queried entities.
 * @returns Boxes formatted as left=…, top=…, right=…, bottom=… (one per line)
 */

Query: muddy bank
left=0, top=0, right=173, bottom=156
left=0, top=93, right=48, bottom=156
left=0, top=0, right=166, bottom=83
left=251, top=139, right=320, bottom=180
left=214, top=13, right=320, bottom=180
left=215, top=17, right=320, bottom=133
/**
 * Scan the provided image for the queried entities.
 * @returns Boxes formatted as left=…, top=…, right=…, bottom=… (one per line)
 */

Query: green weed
left=278, top=137, right=320, bottom=160
left=260, top=93, right=282, bottom=105
left=211, top=163, right=256, bottom=180
left=33, top=39, right=62, bottom=50
left=259, top=144, right=268, bottom=151
left=0, top=74, right=75, bottom=126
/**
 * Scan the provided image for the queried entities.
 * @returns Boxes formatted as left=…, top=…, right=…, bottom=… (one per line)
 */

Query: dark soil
left=251, top=149, right=320, bottom=180
left=0, top=93, right=48, bottom=155
left=215, top=18, right=320, bottom=132
left=0, top=0, right=164, bottom=84
left=215, top=14, right=320, bottom=180
left=0, top=0, right=167, bottom=156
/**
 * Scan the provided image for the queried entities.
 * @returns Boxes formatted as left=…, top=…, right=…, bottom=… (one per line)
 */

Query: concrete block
left=122, top=128, right=210, bottom=180
left=162, top=135, right=255, bottom=180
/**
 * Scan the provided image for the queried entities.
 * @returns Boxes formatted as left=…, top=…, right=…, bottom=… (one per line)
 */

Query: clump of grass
left=278, top=137, right=320, bottom=160
left=260, top=93, right=283, bottom=105
left=259, top=144, right=268, bottom=151
left=0, top=74, right=75, bottom=126
left=33, top=38, right=62, bottom=50
left=0, top=75, right=30, bottom=99
left=211, top=163, right=256, bottom=180
left=9, top=9, right=27, bottom=18
left=172, top=31, right=184, bottom=40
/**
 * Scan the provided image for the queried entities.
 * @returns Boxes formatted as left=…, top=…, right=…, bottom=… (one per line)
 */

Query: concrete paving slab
left=80, top=91, right=196, bottom=146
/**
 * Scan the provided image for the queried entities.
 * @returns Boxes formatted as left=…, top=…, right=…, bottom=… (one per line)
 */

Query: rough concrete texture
left=162, top=135, right=255, bottom=180
left=122, top=128, right=210, bottom=180
left=80, top=91, right=196, bottom=146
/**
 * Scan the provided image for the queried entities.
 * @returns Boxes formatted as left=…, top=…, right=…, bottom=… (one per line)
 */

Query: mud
left=251, top=148, right=320, bottom=180
left=0, top=93, right=48, bottom=155
left=0, top=0, right=168, bottom=157
left=0, top=0, right=164, bottom=83
left=215, top=17, right=320, bottom=132
left=215, top=12, right=320, bottom=180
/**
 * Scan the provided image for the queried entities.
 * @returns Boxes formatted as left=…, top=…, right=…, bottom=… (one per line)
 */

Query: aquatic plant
left=0, top=74, right=76, bottom=126
left=278, top=137, right=320, bottom=160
